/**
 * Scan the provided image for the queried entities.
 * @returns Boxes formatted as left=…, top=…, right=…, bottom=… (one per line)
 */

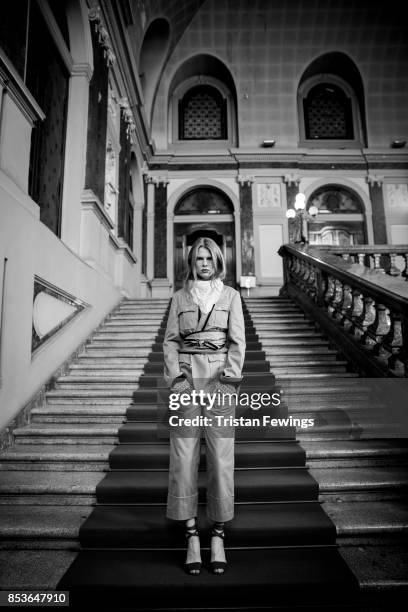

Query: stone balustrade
left=279, top=244, right=408, bottom=377
left=322, top=245, right=408, bottom=281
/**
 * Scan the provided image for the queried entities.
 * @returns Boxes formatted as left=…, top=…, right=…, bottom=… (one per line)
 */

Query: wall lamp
left=286, top=193, right=318, bottom=244
left=391, top=140, right=406, bottom=148
left=262, top=140, right=275, bottom=147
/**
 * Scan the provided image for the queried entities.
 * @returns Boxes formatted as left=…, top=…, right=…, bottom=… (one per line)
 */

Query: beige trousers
left=166, top=353, right=235, bottom=522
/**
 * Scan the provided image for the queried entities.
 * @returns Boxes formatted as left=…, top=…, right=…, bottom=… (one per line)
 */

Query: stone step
left=67, top=368, right=144, bottom=377
left=71, top=359, right=148, bottom=367
left=0, top=471, right=102, bottom=505
left=96, top=327, right=161, bottom=335
left=46, top=388, right=137, bottom=397
left=32, top=414, right=125, bottom=425
left=255, top=331, right=325, bottom=339
left=0, top=444, right=113, bottom=471
left=56, top=375, right=142, bottom=385
left=121, top=298, right=169, bottom=302
left=80, top=348, right=154, bottom=356
left=87, top=340, right=160, bottom=347
left=54, top=381, right=142, bottom=390
left=102, top=322, right=166, bottom=329
left=302, top=440, right=408, bottom=468
left=277, top=372, right=358, bottom=381
left=323, top=500, right=408, bottom=538
left=247, top=313, right=305, bottom=318
left=109, top=312, right=167, bottom=318
left=261, top=339, right=330, bottom=347
left=12, top=424, right=119, bottom=445
left=271, top=361, right=349, bottom=373
left=0, top=506, right=93, bottom=548
left=91, top=333, right=158, bottom=342
left=310, top=467, right=408, bottom=501
left=267, top=354, right=339, bottom=363
left=46, top=396, right=132, bottom=406
left=245, top=323, right=316, bottom=331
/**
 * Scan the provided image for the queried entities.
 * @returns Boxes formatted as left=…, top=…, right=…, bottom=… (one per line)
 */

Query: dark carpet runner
left=58, top=297, right=359, bottom=609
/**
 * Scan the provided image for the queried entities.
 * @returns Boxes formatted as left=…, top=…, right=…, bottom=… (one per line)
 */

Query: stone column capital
left=283, top=173, right=301, bottom=186
left=143, top=174, right=168, bottom=186
left=237, top=174, right=254, bottom=186
left=366, top=174, right=384, bottom=187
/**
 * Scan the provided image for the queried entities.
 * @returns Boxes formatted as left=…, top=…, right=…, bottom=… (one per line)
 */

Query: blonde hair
left=184, top=237, right=226, bottom=288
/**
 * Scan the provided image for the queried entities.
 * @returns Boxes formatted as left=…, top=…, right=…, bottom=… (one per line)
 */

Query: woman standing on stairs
left=163, top=237, right=246, bottom=575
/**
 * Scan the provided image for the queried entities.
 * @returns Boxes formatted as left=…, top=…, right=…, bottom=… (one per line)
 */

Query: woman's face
left=194, top=246, right=214, bottom=280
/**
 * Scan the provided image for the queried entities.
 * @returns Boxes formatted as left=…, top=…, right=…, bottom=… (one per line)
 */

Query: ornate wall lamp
left=286, top=193, right=318, bottom=244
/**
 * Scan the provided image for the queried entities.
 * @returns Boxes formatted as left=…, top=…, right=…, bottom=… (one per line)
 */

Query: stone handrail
left=322, top=245, right=408, bottom=280
left=278, top=244, right=408, bottom=377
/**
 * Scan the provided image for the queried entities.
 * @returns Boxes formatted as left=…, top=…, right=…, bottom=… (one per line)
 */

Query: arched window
left=303, top=83, right=353, bottom=140
left=179, top=85, right=227, bottom=140
left=175, top=188, right=233, bottom=215
left=297, top=54, right=366, bottom=148
left=167, top=56, right=238, bottom=148
left=308, top=186, right=363, bottom=214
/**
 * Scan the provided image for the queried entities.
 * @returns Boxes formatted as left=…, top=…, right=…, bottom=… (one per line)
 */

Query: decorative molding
left=386, top=183, right=408, bottom=208
left=81, top=189, right=115, bottom=231
left=257, top=183, right=281, bottom=208
left=0, top=48, right=45, bottom=125
left=143, top=173, right=169, bottom=187
left=70, top=62, right=93, bottom=80
left=88, top=3, right=116, bottom=66
left=237, top=174, right=255, bottom=186
left=108, top=85, right=119, bottom=118
left=366, top=174, right=384, bottom=187
left=119, top=97, right=136, bottom=135
left=283, top=173, right=301, bottom=186
left=32, top=277, right=89, bottom=354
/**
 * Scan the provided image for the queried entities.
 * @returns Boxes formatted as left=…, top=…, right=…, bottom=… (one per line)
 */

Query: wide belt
left=180, top=331, right=227, bottom=354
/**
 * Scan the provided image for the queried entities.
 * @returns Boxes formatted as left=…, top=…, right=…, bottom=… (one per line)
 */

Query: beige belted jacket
left=163, top=284, right=246, bottom=387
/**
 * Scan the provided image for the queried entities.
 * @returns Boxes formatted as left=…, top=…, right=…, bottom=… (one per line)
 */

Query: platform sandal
left=184, top=519, right=202, bottom=575
left=210, top=522, right=227, bottom=574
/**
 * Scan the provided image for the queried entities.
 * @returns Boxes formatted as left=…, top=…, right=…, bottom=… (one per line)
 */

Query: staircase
left=0, top=296, right=407, bottom=608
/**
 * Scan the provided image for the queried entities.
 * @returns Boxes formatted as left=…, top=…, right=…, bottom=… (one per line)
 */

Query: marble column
left=238, top=175, right=255, bottom=276
left=367, top=175, right=387, bottom=244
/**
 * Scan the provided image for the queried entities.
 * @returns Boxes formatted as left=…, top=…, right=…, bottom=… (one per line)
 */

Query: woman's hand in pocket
left=171, top=376, right=191, bottom=394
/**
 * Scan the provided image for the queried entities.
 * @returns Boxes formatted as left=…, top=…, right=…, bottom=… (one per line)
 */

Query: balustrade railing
left=322, top=245, right=408, bottom=280
left=279, top=244, right=408, bottom=377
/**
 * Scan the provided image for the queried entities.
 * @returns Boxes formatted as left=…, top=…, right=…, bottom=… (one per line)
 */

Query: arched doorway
left=173, top=187, right=236, bottom=289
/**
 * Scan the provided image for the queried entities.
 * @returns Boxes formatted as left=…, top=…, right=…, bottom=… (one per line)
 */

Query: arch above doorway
left=167, top=180, right=241, bottom=290
left=306, top=184, right=367, bottom=246
left=171, top=186, right=237, bottom=290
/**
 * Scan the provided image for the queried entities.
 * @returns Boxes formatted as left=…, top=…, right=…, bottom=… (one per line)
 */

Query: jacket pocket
left=177, top=307, right=198, bottom=333
left=212, top=304, right=229, bottom=328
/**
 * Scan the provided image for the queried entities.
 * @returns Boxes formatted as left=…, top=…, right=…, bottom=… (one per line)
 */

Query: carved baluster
left=373, top=253, right=385, bottom=272
left=348, top=290, right=364, bottom=336
left=338, top=284, right=353, bottom=328
left=401, top=254, right=408, bottom=281
left=362, top=303, right=391, bottom=351
left=315, top=270, right=326, bottom=306
left=358, top=253, right=365, bottom=266
left=353, top=296, right=376, bottom=341
left=382, top=312, right=407, bottom=376
left=324, top=276, right=335, bottom=315
left=309, top=264, right=317, bottom=300
left=331, top=279, right=344, bottom=320
left=388, top=253, right=401, bottom=277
